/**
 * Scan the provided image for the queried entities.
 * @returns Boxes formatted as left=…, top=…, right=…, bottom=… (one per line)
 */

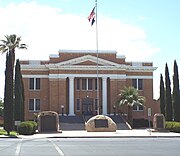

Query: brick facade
left=20, top=50, right=160, bottom=121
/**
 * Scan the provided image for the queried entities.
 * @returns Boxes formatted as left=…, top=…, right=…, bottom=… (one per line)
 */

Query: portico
left=67, top=75, right=108, bottom=116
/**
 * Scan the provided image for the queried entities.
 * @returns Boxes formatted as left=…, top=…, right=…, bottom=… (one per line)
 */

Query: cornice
left=21, top=64, right=157, bottom=72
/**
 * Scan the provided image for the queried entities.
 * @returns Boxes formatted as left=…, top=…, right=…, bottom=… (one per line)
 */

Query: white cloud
left=0, top=1, right=160, bottom=98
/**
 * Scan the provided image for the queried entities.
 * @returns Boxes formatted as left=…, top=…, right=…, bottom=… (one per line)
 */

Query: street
left=0, top=137, right=180, bottom=156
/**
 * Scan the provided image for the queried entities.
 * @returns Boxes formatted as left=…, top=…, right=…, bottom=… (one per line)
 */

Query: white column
left=102, top=77, right=107, bottom=115
left=69, top=77, right=75, bottom=116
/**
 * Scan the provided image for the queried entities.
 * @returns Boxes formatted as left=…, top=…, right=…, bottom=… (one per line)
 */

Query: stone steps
left=59, top=115, right=131, bottom=130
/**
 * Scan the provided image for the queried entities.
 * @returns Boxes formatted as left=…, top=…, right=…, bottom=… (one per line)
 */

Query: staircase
left=109, top=115, right=131, bottom=130
left=59, top=115, right=131, bottom=130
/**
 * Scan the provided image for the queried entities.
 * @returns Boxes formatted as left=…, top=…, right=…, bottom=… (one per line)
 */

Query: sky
left=0, top=0, right=180, bottom=100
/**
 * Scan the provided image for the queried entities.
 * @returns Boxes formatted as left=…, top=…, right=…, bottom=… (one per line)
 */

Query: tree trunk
left=128, top=105, right=133, bottom=124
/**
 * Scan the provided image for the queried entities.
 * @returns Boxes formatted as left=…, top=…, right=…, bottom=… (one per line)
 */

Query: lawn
left=0, top=128, right=17, bottom=136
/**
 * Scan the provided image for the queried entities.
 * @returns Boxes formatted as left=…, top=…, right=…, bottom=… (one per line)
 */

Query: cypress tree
left=14, top=59, right=25, bottom=122
left=173, top=60, right=180, bottom=121
left=4, top=52, right=14, bottom=135
left=165, top=63, right=173, bottom=121
left=160, top=74, right=165, bottom=116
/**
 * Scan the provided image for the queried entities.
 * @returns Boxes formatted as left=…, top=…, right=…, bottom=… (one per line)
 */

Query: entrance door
left=82, top=98, right=93, bottom=115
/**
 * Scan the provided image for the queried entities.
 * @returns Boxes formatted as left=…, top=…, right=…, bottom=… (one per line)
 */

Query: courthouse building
left=20, top=50, right=160, bottom=121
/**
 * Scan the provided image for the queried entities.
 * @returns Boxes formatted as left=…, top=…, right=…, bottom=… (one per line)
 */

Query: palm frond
left=116, top=86, right=145, bottom=107
left=0, top=34, right=27, bottom=53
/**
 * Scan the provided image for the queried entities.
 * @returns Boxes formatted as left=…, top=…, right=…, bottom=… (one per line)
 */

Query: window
left=36, top=78, right=40, bottom=90
left=76, top=79, right=80, bottom=90
left=138, top=79, right=143, bottom=90
left=29, top=99, right=40, bottom=111
left=82, top=79, right=87, bottom=90
left=76, top=99, right=81, bottom=111
left=132, top=79, right=143, bottom=90
left=133, top=104, right=143, bottom=111
left=82, top=78, right=93, bottom=90
left=132, top=79, right=137, bottom=89
left=29, top=78, right=40, bottom=90
left=88, top=79, right=93, bottom=90
left=29, top=78, right=34, bottom=90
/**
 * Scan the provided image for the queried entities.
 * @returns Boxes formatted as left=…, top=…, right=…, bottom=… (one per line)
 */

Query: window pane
left=35, top=99, right=40, bottom=111
left=82, top=79, right=87, bottom=90
left=76, top=99, right=80, bottom=111
left=88, top=79, right=93, bottom=90
left=29, top=78, right=34, bottom=89
left=132, top=79, right=137, bottom=89
left=36, top=78, right=40, bottom=90
left=139, top=105, right=144, bottom=110
left=138, top=79, right=143, bottom=90
left=29, top=99, right=34, bottom=111
left=76, top=79, right=80, bottom=90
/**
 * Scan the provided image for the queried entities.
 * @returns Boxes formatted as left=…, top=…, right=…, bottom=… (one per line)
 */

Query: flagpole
left=95, top=0, right=100, bottom=115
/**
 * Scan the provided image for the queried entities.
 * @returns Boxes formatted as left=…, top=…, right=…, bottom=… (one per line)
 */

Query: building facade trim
left=22, top=74, right=153, bottom=80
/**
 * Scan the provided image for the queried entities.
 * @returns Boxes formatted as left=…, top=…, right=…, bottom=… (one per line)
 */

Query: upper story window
left=132, top=79, right=143, bottom=90
left=82, top=79, right=87, bottom=90
left=88, top=79, right=93, bottom=90
left=81, top=78, right=93, bottom=90
left=29, top=78, right=40, bottom=90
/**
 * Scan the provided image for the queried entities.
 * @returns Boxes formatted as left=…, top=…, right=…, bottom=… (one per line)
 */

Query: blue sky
left=0, top=0, right=180, bottom=99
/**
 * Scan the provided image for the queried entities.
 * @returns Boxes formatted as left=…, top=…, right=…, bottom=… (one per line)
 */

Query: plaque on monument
left=95, top=119, right=108, bottom=128
left=156, top=116, right=164, bottom=128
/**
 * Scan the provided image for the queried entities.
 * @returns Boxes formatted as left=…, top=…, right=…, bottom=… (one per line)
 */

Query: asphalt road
left=0, top=137, right=180, bottom=156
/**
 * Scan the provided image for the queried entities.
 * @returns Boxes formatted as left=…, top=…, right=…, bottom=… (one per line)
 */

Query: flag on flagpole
left=88, top=6, right=96, bottom=26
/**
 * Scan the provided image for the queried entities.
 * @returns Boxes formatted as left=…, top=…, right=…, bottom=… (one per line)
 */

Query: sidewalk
left=14, top=129, right=180, bottom=139
left=1, top=128, right=180, bottom=139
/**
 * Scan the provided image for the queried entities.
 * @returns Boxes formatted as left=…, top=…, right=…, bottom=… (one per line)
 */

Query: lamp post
left=61, top=105, right=64, bottom=116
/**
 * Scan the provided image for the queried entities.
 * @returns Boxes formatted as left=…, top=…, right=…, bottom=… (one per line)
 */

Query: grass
left=0, top=128, right=17, bottom=137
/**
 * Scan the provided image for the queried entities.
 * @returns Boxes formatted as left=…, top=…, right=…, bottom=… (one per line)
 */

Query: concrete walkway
left=12, top=129, right=180, bottom=139
left=1, top=125, right=180, bottom=139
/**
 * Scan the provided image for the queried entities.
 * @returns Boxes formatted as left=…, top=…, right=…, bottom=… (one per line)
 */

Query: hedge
left=18, top=121, right=37, bottom=135
left=165, top=122, right=180, bottom=133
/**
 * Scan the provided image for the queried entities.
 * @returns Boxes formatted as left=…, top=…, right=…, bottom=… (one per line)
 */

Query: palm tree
left=116, top=87, right=145, bottom=123
left=0, top=34, right=27, bottom=135
left=0, top=34, right=27, bottom=68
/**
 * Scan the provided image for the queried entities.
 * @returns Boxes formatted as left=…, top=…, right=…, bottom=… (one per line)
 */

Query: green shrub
left=18, top=121, right=37, bottom=135
left=28, top=121, right=37, bottom=133
left=165, top=122, right=180, bottom=133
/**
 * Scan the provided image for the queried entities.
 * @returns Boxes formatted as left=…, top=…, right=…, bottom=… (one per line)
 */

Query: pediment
left=54, top=55, right=120, bottom=67
left=75, top=60, right=103, bottom=66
